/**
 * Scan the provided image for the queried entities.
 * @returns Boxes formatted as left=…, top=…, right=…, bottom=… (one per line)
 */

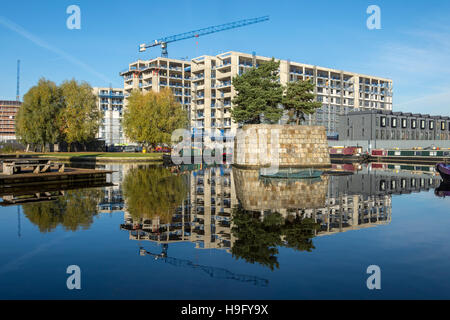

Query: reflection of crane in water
left=139, top=244, right=268, bottom=287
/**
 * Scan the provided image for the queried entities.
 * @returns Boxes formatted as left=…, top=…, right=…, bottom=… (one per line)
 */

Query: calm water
left=0, top=162, right=449, bottom=300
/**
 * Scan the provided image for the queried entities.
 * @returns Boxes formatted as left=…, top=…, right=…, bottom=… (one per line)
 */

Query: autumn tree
left=122, top=88, right=188, bottom=148
left=22, top=188, right=104, bottom=233
left=59, top=79, right=102, bottom=151
left=16, top=78, right=63, bottom=151
left=283, top=80, right=321, bottom=125
left=122, top=166, right=188, bottom=224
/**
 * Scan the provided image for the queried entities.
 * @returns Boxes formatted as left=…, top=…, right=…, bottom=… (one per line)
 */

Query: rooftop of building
left=346, top=109, right=450, bottom=120
left=193, top=50, right=392, bottom=82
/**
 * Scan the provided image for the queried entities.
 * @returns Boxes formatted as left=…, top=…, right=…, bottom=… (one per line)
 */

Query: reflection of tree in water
left=231, top=206, right=319, bottom=271
left=122, top=166, right=188, bottom=224
left=22, top=188, right=104, bottom=233
left=283, top=214, right=319, bottom=252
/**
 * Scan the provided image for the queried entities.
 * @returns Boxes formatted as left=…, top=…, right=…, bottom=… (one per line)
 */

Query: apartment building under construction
left=120, top=51, right=393, bottom=140
left=189, top=51, right=393, bottom=139
left=119, top=57, right=192, bottom=109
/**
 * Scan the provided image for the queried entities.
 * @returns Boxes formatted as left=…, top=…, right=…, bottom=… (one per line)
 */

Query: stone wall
left=233, top=167, right=328, bottom=211
left=233, top=124, right=330, bottom=168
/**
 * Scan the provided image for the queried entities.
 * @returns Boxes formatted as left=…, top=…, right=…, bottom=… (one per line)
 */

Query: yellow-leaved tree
left=122, top=88, right=188, bottom=149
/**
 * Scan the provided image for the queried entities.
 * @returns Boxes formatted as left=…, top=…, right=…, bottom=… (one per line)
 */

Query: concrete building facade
left=92, top=87, right=125, bottom=147
left=336, top=110, right=450, bottom=150
left=120, top=57, right=191, bottom=109
left=0, top=100, right=21, bottom=142
left=120, top=52, right=392, bottom=143
left=190, top=51, right=393, bottom=139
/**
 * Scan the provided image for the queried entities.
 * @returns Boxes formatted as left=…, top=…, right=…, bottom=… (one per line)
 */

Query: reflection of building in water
left=121, top=164, right=442, bottom=250
left=121, top=196, right=192, bottom=244
left=304, top=166, right=441, bottom=236
left=120, top=165, right=236, bottom=252
left=190, top=165, right=237, bottom=251
left=97, top=164, right=132, bottom=214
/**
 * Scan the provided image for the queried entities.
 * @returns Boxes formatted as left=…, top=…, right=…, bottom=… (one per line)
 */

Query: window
left=420, top=120, right=426, bottom=129
left=380, top=116, right=386, bottom=127
left=441, top=122, right=446, bottom=131
left=401, top=118, right=407, bottom=128
left=391, top=117, right=397, bottom=128
left=429, top=121, right=434, bottom=130
left=411, top=119, right=417, bottom=129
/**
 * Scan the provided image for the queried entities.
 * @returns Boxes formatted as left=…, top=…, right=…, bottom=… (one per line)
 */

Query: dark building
left=336, top=110, right=450, bottom=150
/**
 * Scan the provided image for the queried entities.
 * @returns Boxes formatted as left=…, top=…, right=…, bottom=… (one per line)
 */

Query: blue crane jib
left=139, top=15, right=269, bottom=57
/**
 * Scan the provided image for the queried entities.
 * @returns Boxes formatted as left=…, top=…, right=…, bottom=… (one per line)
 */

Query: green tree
left=122, top=166, right=188, bottom=224
left=282, top=215, right=320, bottom=252
left=59, top=79, right=102, bottom=150
left=282, top=80, right=322, bottom=125
left=231, top=207, right=320, bottom=270
left=231, top=59, right=284, bottom=124
left=122, top=89, right=188, bottom=149
left=16, top=78, right=63, bottom=151
left=231, top=207, right=284, bottom=270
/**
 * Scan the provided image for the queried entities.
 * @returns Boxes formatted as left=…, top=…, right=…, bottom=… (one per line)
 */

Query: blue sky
left=1, top=0, right=450, bottom=115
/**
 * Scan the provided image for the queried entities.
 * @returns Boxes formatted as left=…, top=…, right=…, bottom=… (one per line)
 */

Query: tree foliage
left=122, top=89, right=188, bottom=148
left=59, top=79, right=102, bottom=147
left=16, top=78, right=102, bottom=150
left=231, top=207, right=320, bottom=270
left=122, top=166, right=188, bottom=224
left=231, top=59, right=284, bottom=124
left=16, top=78, right=63, bottom=149
left=283, top=80, right=321, bottom=125
left=22, top=188, right=104, bottom=233
left=230, top=60, right=322, bottom=125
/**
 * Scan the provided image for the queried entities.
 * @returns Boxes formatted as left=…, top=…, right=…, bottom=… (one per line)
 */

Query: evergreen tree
left=283, top=80, right=322, bottom=125
left=231, top=59, right=284, bottom=124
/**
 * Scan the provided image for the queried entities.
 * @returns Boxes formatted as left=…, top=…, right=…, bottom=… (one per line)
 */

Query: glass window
left=441, top=121, right=446, bottom=131
left=420, top=120, right=426, bottom=129
left=429, top=121, right=434, bottom=130
left=391, top=118, right=397, bottom=128
left=411, top=119, right=417, bottom=129
left=380, top=116, right=386, bottom=127
left=401, top=118, right=407, bottom=128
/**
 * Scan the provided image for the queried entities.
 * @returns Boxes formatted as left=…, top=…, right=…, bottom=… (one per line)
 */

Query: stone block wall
left=233, top=167, right=328, bottom=211
left=233, top=124, right=330, bottom=168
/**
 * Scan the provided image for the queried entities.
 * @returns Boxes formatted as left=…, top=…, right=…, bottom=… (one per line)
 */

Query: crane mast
left=139, top=16, right=269, bottom=57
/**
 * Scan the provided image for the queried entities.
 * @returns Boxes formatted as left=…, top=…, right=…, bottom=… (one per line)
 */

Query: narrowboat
left=436, top=163, right=450, bottom=182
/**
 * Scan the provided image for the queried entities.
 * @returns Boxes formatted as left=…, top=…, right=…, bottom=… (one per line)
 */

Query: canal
left=0, top=162, right=449, bottom=299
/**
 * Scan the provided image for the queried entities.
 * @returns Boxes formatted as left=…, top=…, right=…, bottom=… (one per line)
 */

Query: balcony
left=192, top=74, right=205, bottom=81
left=216, top=61, right=231, bottom=69
left=216, top=81, right=232, bottom=88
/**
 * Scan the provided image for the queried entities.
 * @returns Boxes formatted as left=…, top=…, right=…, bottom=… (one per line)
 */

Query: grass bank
left=10, top=152, right=166, bottom=163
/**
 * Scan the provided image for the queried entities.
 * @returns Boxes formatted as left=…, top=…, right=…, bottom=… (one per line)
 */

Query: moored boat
left=435, top=182, right=450, bottom=198
left=259, top=168, right=323, bottom=180
left=436, top=163, right=450, bottom=182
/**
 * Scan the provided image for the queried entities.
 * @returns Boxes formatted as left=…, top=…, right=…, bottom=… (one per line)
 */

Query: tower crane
left=139, top=245, right=269, bottom=287
left=138, top=16, right=269, bottom=57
